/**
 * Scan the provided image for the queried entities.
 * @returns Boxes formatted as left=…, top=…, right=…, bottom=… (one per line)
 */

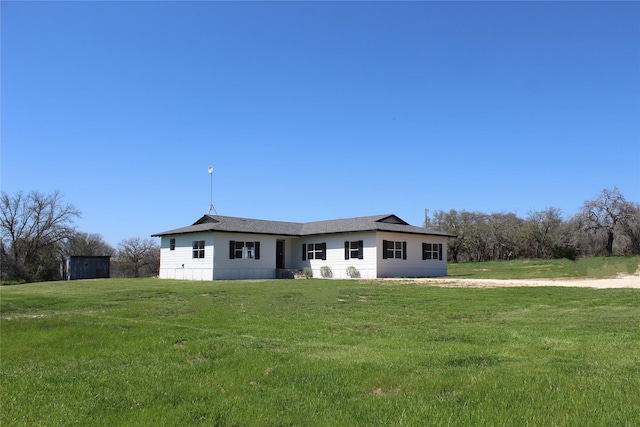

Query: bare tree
left=63, top=232, right=115, bottom=257
left=113, top=237, right=160, bottom=277
left=432, top=209, right=471, bottom=262
left=1, top=190, right=80, bottom=282
left=468, top=213, right=492, bottom=262
left=524, top=208, right=565, bottom=258
left=432, top=210, right=509, bottom=262
left=488, top=212, right=524, bottom=260
left=577, top=188, right=633, bottom=256
left=619, top=202, right=640, bottom=254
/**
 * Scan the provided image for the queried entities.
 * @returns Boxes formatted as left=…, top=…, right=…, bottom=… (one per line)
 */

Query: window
left=382, top=240, right=406, bottom=259
left=169, top=238, right=176, bottom=251
left=192, top=240, right=205, bottom=258
left=344, top=240, right=363, bottom=260
left=229, top=240, right=261, bottom=260
left=422, top=243, right=443, bottom=260
left=303, top=243, right=326, bottom=260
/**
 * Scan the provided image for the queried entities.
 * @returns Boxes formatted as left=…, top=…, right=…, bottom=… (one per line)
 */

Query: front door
left=276, top=240, right=285, bottom=269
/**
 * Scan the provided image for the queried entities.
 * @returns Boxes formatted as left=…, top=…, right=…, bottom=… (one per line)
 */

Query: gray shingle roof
left=151, top=215, right=302, bottom=237
left=151, top=214, right=455, bottom=238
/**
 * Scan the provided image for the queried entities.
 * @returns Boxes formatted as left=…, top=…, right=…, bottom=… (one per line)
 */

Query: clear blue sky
left=2, top=1, right=639, bottom=247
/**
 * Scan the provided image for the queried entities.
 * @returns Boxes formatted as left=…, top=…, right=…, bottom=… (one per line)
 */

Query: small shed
left=62, top=256, right=111, bottom=280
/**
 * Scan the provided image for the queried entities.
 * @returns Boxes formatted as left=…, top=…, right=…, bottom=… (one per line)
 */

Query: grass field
left=2, top=258, right=639, bottom=426
left=448, top=255, right=640, bottom=280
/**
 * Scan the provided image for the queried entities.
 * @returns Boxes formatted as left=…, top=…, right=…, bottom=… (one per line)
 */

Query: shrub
left=302, top=267, right=313, bottom=278
left=551, top=246, right=580, bottom=261
left=1, top=279, right=27, bottom=286
left=320, top=266, right=332, bottom=278
left=346, top=266, right=360, bottom=278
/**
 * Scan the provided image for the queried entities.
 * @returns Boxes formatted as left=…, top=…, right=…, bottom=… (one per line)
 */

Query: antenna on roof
left=207, top=166, right=218, bottom=215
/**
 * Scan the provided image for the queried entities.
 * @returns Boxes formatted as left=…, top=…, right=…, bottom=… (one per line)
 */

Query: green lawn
left=1, top=263, right=639, bottom=425
left=448, top=255, right=640, bottom=279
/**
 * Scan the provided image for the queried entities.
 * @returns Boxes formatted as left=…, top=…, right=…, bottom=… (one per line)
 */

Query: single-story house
left=151, top=214, right=455, bottom=280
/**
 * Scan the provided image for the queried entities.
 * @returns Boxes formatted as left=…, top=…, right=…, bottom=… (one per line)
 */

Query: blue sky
left=2, top=1, right=639, bottom=247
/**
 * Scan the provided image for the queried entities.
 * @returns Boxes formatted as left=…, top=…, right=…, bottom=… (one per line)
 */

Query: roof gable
left=376, top=214, right=409, bottom=225
left=194, top=216, right=219, bottom=225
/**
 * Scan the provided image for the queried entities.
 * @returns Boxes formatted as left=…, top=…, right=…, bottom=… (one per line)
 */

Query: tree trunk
left=606, top=229, right=614, bottom=256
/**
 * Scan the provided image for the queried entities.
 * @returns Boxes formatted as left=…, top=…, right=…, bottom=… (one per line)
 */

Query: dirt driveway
left=404, top=274, right=640, bottom=289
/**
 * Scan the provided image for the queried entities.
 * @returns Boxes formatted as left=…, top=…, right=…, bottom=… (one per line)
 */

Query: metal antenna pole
left=208, top=166, right=218, bottom=215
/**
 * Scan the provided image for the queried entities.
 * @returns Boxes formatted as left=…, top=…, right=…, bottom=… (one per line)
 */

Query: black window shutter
left=402, top=241, right=407, bottom=260
left=358, top=240, right=363, bottom=259
left=344, top=241, right=349, bottom=260
left=438, top=243, right=443, bottom=261
left=302, top=244, right=307, bottom=261
left=322, top=242, right=327, bottom=260
left=382, top=240, right=388, bottom=259
left=255, top=242, right=260, bottom=260
left=229, top=240, right=235, bottom=259
left=422, top=243, right=427, bottom=260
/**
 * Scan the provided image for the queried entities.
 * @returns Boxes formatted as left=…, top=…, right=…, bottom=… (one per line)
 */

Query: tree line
left=1, top=190, right=159, bottom=283
left=2, top=187, right=638, bottom=283
left=427, top=188, right=640, bottom=263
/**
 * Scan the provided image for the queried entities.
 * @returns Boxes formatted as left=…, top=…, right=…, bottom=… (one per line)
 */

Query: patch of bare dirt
left=355, top=325, right=379, bottom=331
left=174, top=339, right=188, bottom=349
left=369, top=387, right=402, bottom=396
left=404, top=273, right=640, bottom=289
left=1, top=313, right=48, bottom=321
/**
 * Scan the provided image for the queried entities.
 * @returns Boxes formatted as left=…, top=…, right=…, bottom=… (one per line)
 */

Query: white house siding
left=211, top=232, right=280, bottom=280
left=293, top=232, right=378, bottom=279
left=376, top=232, right=448, bottom=278
left=158, top=232, right=214, bottom=280
left=156, top=230, right=448, bottom=281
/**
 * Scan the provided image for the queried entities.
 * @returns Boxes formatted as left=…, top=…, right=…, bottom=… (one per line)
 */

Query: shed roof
left=152, top=214, right=455, bottom=238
